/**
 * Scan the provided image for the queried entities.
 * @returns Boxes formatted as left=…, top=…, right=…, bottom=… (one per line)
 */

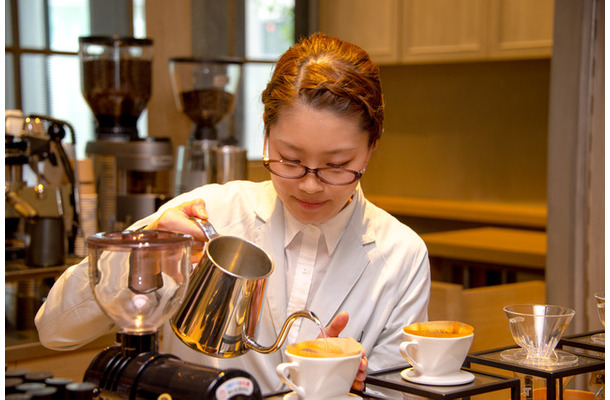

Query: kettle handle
left=190, top=217, right=220, bottom=241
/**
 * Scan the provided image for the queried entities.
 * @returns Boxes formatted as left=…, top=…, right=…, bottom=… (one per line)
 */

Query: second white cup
left=400, top=321, right=474, bottom=385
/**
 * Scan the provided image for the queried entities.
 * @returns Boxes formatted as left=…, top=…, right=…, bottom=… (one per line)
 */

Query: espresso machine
left=169, top=57, right=247, bottom=195
left=5, top=113, right=79, bottom=267
left=80, top=36, right=173, bottom=232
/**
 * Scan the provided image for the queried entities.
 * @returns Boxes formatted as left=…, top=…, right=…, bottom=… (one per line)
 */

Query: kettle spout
left=245, top=310, right=322, bottom=354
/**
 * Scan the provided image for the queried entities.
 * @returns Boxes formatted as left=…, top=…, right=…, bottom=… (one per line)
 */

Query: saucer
left=283, top=392, right=361, bottom=400
left=500, top=348, right=579, bottom=367
left=591, top=333, right=605, bottom=344
left=400, top=368, right=475, bottom=386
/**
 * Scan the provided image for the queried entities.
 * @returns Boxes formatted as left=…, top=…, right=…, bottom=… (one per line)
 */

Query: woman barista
left=35, top=33, right=430, bottom=394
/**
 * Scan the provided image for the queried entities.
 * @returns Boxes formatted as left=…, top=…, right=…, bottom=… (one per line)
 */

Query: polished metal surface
left=215, top=145, right=247, bottom=184
left=171, top=218, right=320, bottom=357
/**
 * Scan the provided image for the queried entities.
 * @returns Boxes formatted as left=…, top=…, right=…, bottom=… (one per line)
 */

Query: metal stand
left=465, top=338, right=605, bottom=400
left=363, top=365, right=521, bottom=399
left=559, top=330, right=605, bottom=353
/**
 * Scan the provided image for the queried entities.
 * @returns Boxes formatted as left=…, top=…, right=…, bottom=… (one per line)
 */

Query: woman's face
left=267, top=102, right=374, bottom=224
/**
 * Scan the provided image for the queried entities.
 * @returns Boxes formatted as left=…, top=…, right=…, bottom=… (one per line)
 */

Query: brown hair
left=261, top=33, right=384, bottom=147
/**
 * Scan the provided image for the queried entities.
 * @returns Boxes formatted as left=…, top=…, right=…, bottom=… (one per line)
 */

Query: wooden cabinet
left=400, top=0, right=489, bottom=62
left=318, top=0, right=401, bottom=64
left=318, top=0, right=554, bottom=65
left=487, top=0, right=554, bottom=59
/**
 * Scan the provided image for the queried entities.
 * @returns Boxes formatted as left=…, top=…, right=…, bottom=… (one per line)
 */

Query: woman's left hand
left=323, top=312, right=368, bottom=392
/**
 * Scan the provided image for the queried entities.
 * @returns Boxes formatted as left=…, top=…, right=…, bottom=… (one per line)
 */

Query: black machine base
left=84, top=342, right=262, bottom=400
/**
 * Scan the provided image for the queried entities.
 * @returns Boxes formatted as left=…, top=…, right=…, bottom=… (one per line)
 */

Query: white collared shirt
left=283, top=198, right=356, bottom=343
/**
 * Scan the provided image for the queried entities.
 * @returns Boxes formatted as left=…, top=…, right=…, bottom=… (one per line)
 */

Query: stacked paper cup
left=75, top=159, right=99, bottom=258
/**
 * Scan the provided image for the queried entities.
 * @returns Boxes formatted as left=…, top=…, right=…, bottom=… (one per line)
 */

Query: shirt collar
left=283, top=193, right=357, bottom=255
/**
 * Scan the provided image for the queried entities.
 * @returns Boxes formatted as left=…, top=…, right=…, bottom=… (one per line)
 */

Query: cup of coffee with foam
left=400, top=321, right=475, bottom=386
left=276, top=337, right=363, bottom=399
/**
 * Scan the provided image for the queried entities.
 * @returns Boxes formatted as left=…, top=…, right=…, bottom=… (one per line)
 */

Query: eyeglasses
left=263, top=159, right=364, bottom=185
left=263, top=137, right=365, bottom=186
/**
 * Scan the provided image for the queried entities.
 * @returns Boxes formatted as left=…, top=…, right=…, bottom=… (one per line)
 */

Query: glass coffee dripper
left=592, top=292, right=605, bottom=344
left=87, top=230, right=191, bottom=353
left=501, top=304, right=578, bottom=367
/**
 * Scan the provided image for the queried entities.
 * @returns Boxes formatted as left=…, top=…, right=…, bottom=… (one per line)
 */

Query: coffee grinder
left=83, top=229, right=263, bottom=400
left=80, top=36, right=173, bottom=232
left=169, top=57, right=247, bottom=195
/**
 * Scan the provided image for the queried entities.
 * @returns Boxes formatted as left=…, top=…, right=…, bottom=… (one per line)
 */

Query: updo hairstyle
left=261, top=33, right=384, bottom=147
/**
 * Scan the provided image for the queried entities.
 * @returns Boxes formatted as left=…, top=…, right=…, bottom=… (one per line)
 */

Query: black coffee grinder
left=80, top=36, right=173, bottom=232
left=83, top=229, right=262, bottom=400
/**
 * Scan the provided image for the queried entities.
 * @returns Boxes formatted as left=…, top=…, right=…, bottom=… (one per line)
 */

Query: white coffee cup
left=276, top=337, right=363, bottom=399
left=400, top=321, right=474, bottom=379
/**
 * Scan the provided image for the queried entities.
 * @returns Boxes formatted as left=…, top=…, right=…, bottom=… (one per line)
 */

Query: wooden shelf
left=420, top=227, right=546, bottom=269
left=367, top=195, right=547, bottom=229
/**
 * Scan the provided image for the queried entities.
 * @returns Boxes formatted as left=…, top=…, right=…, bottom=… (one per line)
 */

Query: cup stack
left=75, top=158, right=98, bottom=257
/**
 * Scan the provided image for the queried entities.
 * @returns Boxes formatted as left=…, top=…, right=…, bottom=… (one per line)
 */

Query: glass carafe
left=87, top=230, right=191, bottom=335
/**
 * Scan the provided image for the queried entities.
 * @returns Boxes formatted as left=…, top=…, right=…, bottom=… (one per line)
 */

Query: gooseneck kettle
left=171, top=218, right=321, bottom=358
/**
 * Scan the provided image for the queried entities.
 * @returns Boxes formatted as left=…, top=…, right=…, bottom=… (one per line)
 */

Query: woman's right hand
left=146, top=199, right=209, bottom=263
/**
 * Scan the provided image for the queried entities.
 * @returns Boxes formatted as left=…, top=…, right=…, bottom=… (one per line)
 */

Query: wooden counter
left=5, top=332, right=116, bottom=383
left=4, top=256, right=109, bottom=382
left=420, top=227, right=546, bottom=287
left=420, top=227, right=546, bottom=269
left=5, top=331, right=116, bottom=363
left=367, top=195, right=547, bottom=229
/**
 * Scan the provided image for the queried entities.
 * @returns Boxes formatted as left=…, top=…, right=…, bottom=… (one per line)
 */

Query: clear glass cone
left=592, top=292, right=605, bottom=344
left=501, top=304, right=578, bottom=367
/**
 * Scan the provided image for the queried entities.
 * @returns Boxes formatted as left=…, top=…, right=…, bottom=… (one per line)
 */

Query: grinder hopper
left=170, top=58, right=246, bottom=194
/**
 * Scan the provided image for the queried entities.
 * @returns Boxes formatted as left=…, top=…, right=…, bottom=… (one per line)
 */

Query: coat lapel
left=298, top=227, right=371, bottom=340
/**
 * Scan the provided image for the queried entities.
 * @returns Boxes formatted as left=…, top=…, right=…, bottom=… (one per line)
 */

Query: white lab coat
left=35, top=180, right=430, bottom=394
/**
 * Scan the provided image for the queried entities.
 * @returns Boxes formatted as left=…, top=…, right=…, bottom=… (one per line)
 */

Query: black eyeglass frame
left=262, top=136, right=366, bottom=186
left=263, top=159, right=364, bottom=185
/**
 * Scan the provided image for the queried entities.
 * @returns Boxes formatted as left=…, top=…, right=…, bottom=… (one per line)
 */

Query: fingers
left=320, top=312, right=368, bottom=391
left=144, top=199, right=209, bottom=264
left=182, top=199, right=208, bottom=220
left=352, top=354, right=368, bottom=392
left=147, top=199, right=209, bottom=240
left=323, top=311, right=349, bottom=338
left=189, top=243, right=205, bottom=264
